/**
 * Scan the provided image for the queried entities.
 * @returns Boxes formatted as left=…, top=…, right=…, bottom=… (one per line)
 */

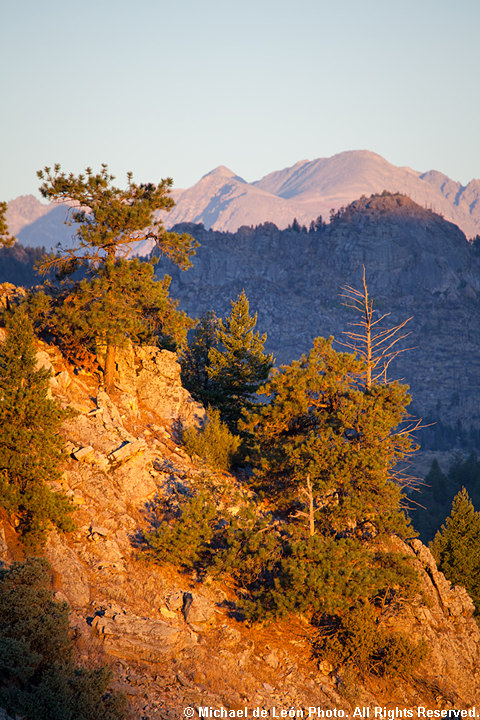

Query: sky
left=1, top=0, right=479, bottom=201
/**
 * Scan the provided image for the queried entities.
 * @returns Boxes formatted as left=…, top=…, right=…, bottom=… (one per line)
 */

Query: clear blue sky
left=1, top=0, right=479, bottom=200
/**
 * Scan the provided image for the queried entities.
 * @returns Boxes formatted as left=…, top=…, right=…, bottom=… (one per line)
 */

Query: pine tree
left=236, top=334, right=423, bottom=672
left=244, top=336, right=416, bottom=538
left=207, top=291, right=274, bottom=430
left=33, top=258, right=194, bottom=371
left=35, top=164, right=197, bottom=390
left=430, top=487, right=480, bottom=613
left=0, top=557, right=126, bottom=720
left=0, top=308, right=74, bottom=547
left=0, top=201, right=15, bottom=248
left=180, top=310, right=220, bottom=404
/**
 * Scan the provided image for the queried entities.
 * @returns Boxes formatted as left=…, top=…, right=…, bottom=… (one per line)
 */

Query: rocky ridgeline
left=1, top=333, right=480, bottom=717
left=155, top=194, right=480, bottom=440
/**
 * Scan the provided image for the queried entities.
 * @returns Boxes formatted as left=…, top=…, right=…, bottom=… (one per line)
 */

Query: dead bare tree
left=290, top=475, right=321, bottom=536
left=339, top=268, right=429, bottom=500
left=338, top=266, right=413, bottom=388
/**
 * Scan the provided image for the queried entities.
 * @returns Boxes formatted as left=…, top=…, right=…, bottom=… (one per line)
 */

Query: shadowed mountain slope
left=155, top=193, right=480, bottom=443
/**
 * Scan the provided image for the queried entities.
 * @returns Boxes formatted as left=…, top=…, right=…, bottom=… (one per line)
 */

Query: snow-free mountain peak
left=9, top=151, right=480, bottom=245
left=200, top=165, right=245, bottom=183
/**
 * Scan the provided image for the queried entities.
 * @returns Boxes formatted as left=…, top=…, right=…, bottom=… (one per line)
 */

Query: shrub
left=214, top=507, right=282, bottom=590
left=183, top=407, right=241, bottom=471
left=215, top=521, right=419, bottom=622
left=146, top=491, right=218, bottom=570
left=0, top=558, right=126, bottom=720
left=0, top=307, right=74, bottom=548
left=312, top=604, right=427, bottom=677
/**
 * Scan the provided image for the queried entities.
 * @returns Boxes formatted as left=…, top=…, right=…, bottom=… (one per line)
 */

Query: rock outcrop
left=1, top=337, right=480, bottom=718
left=115, top=343, right=205, bottom=429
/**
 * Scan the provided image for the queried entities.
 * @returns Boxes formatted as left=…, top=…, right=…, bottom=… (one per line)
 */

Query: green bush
left=146, top=491, right=218, bottom=569
left=0, top=308, right=74, bottom=548
left=214, top=507, right=282, bottom=589
left=215, top=521, right=419, bottom=621
left=215, top=519, right=425, bottom=676
left=183, top=407, right=241, bottom=471
left=312, top=605, right=427, bottom=677
left=0, top=558, right=126, bottom=720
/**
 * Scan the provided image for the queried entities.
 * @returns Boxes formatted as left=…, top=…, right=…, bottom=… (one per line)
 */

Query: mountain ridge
left=7, top=151, right=480, bottom=249
left=153, top=192, right=480, bottom=451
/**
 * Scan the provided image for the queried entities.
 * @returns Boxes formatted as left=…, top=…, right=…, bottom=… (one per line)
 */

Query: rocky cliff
left=1, top=336, right=480, bottom=719
left=155, top=194, right=480, bottom=448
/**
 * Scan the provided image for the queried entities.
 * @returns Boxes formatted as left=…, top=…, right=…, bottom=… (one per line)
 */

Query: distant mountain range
left=6, top=151, right=480, bottom=251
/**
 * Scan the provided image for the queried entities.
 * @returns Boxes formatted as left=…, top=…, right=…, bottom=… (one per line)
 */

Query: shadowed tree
left=180, top=310, right=220, bottom=405
left=0, top=309, right=74, bottom=547
left=0, top=557, right=126, bottom=719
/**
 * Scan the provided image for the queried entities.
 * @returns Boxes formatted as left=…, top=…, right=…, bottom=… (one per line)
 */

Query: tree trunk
left=104, top=343, right=116, bottom=392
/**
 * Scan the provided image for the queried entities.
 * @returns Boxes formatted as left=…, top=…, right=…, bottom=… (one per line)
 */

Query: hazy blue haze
left=1, top=0, right=479, bottom=199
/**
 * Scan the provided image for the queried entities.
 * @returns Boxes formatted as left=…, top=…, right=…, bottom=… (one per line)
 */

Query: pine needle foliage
left=36, top=164, right=196, bottom=271
left=216, top=521, right=419, bottom=623
left=181, top=310, right=220, bottom=404
left=430, top=487, right=480, bottom=614
left=35, top=164, right=197, bottom=389
left=145, top=312, right=425, bottom=679
left=146, top=491, right=218, bottom=570
left=207, top=291, right=274, bottom=431
left=243, top=336, right=416, bottom=538
left=30, top=259, right=193, bottom=367
left=0, top=558, right=126, bottom=720
left=183, top=407, right=241, bottom=471
left=0, top=308, right=74, bottom=547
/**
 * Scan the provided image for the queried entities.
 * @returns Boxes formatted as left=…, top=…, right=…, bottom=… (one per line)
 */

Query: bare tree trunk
left=104, top=343, right=116, bottom=392
left=291, top=475, right=317, bottom=536
left=306, top=476, right=315, bottom=537
left=340, top=266, right=412, bottom=388
left=364, top=275, right=372, bottom=390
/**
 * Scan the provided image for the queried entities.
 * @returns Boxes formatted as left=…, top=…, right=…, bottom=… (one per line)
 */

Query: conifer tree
left=244, top=336, right=416, bottom=538
left=33, top=258, right=194, bottom=370
left=0, top=557, right=126, bottom=719
left=207, top=290, right=274, bottom=430
left=0, top=201, right=15, bottom=247
left=180, top=310, right=220, bottom=404
left=430, top=487, right=480, bottom=613
left=35, top=164, right=197, bottom=390
left=0, top=308, right=73, bottom=547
